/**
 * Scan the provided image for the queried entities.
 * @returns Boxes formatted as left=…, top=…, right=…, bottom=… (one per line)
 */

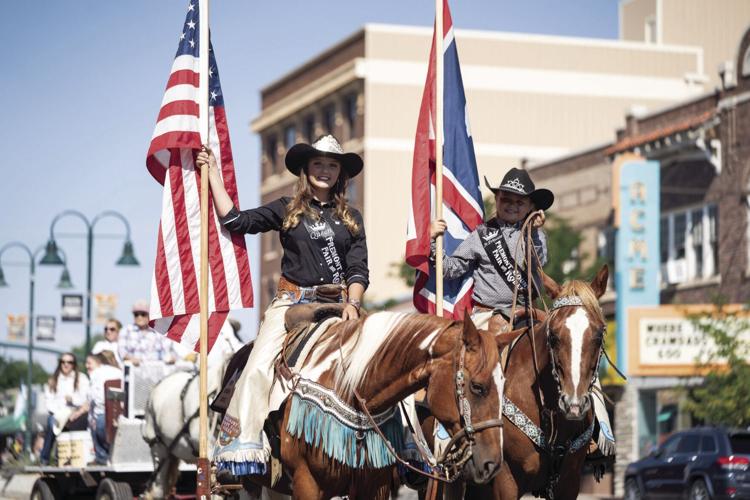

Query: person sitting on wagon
left=196, top=134, right=369, bottom=476
left=430, top=167, right=615, bottom=459
left=85, top=351, right=122, bottom=465
left=39, top=353, right=89, bottom=465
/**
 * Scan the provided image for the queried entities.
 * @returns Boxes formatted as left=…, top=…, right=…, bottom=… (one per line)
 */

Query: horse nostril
left=582, top=394, right=591, bottom=409
left=483, top=460, right=498, bottom=477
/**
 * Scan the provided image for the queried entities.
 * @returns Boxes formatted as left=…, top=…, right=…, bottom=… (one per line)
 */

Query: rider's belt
left=276, top=276, right=346, bottom=304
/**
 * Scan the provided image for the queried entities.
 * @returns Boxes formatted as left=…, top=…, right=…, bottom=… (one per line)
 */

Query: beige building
left=620, top=0, right=750, bottom=89
left=252, top=0, right=743, bottom=310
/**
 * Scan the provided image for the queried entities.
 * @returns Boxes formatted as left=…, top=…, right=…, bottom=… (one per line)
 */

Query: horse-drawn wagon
left=25, top=362, right=201, bottom=500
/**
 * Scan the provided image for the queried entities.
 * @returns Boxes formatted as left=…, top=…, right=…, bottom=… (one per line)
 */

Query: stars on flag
left=187, top=20, right=196, bottom=30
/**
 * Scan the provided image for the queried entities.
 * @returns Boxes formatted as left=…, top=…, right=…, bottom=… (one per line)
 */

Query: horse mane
left=556, top=280, right=604, bottom=324
left=333, top=312, right=453, bottom=401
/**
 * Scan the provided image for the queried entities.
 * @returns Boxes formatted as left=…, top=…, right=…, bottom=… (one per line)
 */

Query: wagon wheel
left=30, top=478, right=61, bottom=500
left=96, top=478, right=134, bottom=500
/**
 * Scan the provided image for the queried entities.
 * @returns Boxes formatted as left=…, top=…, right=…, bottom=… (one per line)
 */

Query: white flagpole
left=435, top=0, right=444, bottom=316
left=197, top=0, right=211, bottom=497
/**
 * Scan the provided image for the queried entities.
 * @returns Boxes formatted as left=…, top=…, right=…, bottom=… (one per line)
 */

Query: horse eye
left=470, top=382, right=488, bottom=397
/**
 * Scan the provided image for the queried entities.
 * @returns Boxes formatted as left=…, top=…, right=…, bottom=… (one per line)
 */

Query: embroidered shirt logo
left=502, top=178, right=525, bottom=192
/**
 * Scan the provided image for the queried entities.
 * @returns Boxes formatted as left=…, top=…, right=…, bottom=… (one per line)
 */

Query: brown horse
left=241, top=311, right=505, bottom=500
left=467, top=265, right=609, bottom=500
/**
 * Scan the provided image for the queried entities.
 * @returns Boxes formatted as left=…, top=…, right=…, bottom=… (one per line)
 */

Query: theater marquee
left=627, top=305, right=748, bottom=376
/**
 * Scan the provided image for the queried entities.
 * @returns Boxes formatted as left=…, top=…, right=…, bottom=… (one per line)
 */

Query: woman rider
left=196, top=134, right=368, bottom=476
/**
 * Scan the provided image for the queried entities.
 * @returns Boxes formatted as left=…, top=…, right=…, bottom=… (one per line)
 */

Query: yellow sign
left=628, top=305, right=749, bottom=376
left=7, top=314, right=27, bottom=342
left=94, top=294, right=118, bottom=325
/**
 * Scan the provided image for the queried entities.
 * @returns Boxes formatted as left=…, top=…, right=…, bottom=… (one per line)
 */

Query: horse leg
left=491, top=462, right=520, bottom=500
left=143, top=443, right=172, bottom=500
left=551, top=456, right=584, bottom=500
left=291, top=464, right=322, bottom=500
left=443, top=481, right=465, bottom=500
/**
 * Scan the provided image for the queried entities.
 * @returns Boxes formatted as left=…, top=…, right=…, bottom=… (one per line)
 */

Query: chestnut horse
left=239, top=311, right=504, bottom=500
left=466, top=265, right=609, bottom=500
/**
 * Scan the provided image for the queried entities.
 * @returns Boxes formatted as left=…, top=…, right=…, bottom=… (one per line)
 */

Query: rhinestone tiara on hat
left=502, top=177, right=525, bottom=192
left=312, top=135, right=344, bottom=154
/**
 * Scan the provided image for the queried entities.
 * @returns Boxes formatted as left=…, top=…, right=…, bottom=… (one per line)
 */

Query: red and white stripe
left=147, top=53, right=253, bottom=353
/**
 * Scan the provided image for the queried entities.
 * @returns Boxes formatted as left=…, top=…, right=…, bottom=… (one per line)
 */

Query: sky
left=0, top=1, right=619, bottom=370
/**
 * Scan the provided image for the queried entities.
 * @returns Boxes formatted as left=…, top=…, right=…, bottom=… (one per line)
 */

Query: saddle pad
left=268, top=317, right=342, bottom=414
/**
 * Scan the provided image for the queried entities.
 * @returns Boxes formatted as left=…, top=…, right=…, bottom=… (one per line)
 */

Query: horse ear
left=462, top=314, right=481, bottom=350
left=590, top=265, right=609, bottom=298
left=541, top=270, right=562, bottom=300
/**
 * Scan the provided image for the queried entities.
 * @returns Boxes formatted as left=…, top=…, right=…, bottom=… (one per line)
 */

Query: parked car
left=624, top=427, right=750, bottom=499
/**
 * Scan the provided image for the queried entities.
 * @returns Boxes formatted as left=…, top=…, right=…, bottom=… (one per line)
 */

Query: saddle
left=210, top=302, right=347, bottom=414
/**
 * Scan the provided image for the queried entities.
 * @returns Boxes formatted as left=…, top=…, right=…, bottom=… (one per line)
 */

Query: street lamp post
left=41, top=210, right=139, bottom=354
left=0, top=243, right=73, bottom=453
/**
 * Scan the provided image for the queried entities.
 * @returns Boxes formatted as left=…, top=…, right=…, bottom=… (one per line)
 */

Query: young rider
left=196, top=135, right=369, bottom=476
left=430, top=167, right=552, bottom=331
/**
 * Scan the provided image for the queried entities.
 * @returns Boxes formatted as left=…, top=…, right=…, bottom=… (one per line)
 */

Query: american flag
left=405, top=0, right=484, bottom=319
left=146, top=1, right=253, bottom=352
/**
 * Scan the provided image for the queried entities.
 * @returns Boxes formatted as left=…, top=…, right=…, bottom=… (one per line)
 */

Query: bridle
left=546, top=295, right=605, bottom=402
left=354, top=323, right=503, bottom=483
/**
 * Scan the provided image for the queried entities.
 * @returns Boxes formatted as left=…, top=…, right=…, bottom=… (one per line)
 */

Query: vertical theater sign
left=614, top=154, right=660, bottom=372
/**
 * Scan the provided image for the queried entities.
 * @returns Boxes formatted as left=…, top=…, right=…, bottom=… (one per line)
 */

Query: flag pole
left=434, top=0, right=444, bottom=316
left=197, top=0, right=211, bottom=497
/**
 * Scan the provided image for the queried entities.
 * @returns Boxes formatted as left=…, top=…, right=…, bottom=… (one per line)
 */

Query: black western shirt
left=219, top=197, right=369, bottom=289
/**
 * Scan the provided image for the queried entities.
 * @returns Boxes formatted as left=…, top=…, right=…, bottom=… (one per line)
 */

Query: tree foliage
left=543, top=213, right=607, bottom=284
left=683, top=307, right=750, bottom=427
left=0, top=358, right=49, bottom=391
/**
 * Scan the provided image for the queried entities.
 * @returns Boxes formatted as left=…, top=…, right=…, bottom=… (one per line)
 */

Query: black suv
left=624, top=427, right=750, bottom=499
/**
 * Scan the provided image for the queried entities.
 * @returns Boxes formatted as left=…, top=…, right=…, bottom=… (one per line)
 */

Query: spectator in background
left=40, top=353, right=89, bottom=465
left=91, top=318, right=123, bottom=367
left=85, top=352, right=122, bottom=465
left=118, top=299, right=177, bottom=365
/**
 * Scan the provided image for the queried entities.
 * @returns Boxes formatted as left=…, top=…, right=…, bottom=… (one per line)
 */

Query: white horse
left=142, top=325, right=241, bottom=499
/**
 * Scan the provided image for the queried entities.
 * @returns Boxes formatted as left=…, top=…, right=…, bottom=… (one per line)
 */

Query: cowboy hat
left=284, top=135, right=363, bottom=178
left=484, top=168, right=554, bottom=211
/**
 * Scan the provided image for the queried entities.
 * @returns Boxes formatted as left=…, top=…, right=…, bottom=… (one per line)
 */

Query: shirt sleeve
left=118, top=328, right=133, bottom=359
left=345, top=210, right=369, bottom=289
left=430, top=230, right=481, bottom=279
left=220, top=198, right=287, bottom=234
left=532, top=228, right=548, bottom=266
left=75, top=374, right=90, bottom=407
left=43, top=383, right=56, bottom=414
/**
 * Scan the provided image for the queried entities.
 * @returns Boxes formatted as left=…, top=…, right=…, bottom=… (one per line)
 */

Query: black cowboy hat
left=284, top=135, right=363, bottom=178
left=484, top=168, right=554, bottom=211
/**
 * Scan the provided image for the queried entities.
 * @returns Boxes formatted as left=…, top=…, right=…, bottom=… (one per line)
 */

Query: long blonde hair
left=282, top=162, right=360, bottom=235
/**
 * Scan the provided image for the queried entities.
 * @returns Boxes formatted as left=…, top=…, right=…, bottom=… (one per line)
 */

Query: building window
left=284, top=125, right=296, bottom=150
left=265, top=135, right=278, bottom=174
left=304, top=115, right=316, bottom=143
left=322, top=104, right=336, bottom=135
left=344, top=93, right=358, bottom=139
left=661, top=204, right=718, bottom=285
left=645, top=15, right=657, bottom=44
left=598, top=226, right=615, bottom=265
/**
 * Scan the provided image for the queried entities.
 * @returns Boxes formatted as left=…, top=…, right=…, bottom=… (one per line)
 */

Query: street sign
left=7, top=314, right=26, bottom=341
left=61, top=294, right=83, bottom=322
left=36, top=315, right=56, bottom=341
